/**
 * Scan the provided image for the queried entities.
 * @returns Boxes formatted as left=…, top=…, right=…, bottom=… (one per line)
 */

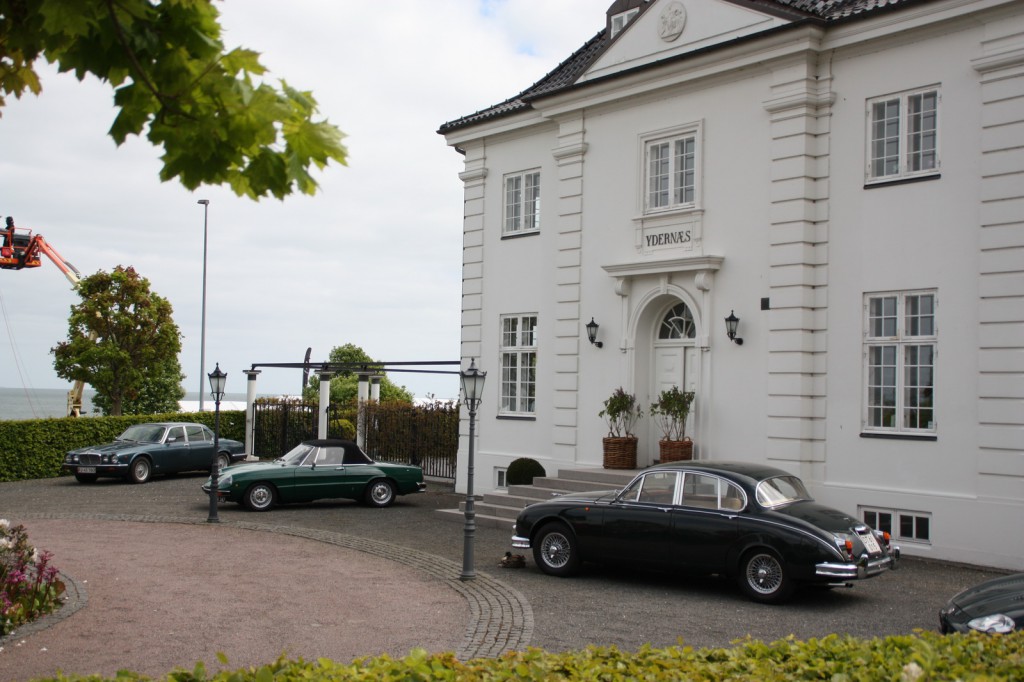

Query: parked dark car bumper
left=815, top=548, right=899, bottom=580
left=62, top=463, right=129, bottom=476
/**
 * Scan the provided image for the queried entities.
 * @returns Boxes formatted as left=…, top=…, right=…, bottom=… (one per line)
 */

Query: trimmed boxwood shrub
left=0, top=410, right=245, bottom=483
left=26, top=631, right=1024, bottom=681
left=506, top=457, right=546, bottom=486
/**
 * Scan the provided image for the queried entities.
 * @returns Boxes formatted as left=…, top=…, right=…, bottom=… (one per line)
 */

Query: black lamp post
left=207, top=363, right=227, bottom=523
left=459, top=358, right=486, bottom=581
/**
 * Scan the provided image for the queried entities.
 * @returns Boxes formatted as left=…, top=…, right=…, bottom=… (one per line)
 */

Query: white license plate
left=78, top=466, right=96, bottom=474
left=860, top=532, right=882, bottom=554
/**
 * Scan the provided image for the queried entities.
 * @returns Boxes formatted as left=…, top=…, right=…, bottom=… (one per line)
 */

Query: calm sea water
left=0, top=386, right=250, bottom=420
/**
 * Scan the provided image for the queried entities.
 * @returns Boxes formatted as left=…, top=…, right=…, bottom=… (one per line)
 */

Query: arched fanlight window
left=659, top=303, right=696, bottom=339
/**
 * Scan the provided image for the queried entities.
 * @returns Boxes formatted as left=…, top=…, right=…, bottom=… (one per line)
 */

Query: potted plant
left=649, top=386, right=695, bottom=462
left=599, top=387, right=643, bottom=469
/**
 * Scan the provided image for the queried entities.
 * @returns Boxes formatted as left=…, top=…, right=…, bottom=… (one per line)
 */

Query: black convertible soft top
left=300, top=439, right=372, bottom=465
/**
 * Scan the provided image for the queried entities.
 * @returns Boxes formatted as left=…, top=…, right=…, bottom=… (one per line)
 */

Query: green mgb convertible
left=202, top=439, right=426, bottom=511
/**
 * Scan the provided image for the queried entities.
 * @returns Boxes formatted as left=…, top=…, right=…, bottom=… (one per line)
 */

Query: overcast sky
left=0, top=0, right=602, bottom=401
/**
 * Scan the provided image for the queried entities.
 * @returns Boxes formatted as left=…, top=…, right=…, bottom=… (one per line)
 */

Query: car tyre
left=216, top=452, right=231, bottom=471
left=364, top=479, right=396, bottom=508
left=74, top=473, right=98, bottom=483
left=244, top=483, right=276, bottom=511
left=738, top=548, right=794, bottom=603
left=533, top=522, right=581, bottom=577
left=128, top=457, right=152, bottom=484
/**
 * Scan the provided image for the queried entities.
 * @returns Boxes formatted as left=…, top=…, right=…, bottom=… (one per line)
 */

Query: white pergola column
left=243, top=369, right=261, bottom=460
left=356, top=373, right=370, bottom=447
left=317, top=372, right=333, bottom=439
left=370, top=375, right=381, bottom=402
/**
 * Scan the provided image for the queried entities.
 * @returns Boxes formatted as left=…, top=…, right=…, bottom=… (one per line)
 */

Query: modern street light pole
left=197, top=199, right=210, bottom=412
left=207, top=363, right=227, bottom=523
left=459, top=358, right=486, bottom=581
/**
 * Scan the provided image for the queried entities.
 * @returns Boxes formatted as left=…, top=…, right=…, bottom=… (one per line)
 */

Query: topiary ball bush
left=507, top=457, right=546, bottom=486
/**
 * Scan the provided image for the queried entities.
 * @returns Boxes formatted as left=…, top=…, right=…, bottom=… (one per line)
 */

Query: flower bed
left=0, top=519, right=66, bottom=636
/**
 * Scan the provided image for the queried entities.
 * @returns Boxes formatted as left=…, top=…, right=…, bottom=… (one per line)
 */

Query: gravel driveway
left=0, top=473, right=1010, bottom=681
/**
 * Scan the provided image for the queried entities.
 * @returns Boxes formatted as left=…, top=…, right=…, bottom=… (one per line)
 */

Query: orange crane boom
left=2, top=216, right=86, bottom=416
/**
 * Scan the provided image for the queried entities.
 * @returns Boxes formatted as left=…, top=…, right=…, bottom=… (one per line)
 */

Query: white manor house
left=440, top=0, right=1024, bottom=570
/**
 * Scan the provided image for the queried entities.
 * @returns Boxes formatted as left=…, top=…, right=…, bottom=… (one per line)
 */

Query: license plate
left=78, top=466, right=96, bottom=474
left=860, top=531, right=882, bottom=554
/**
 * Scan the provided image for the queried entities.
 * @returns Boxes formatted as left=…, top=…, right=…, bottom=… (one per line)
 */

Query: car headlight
left=219, top=474, right=232, bottom=488
left=967, top=614, right=1016, bottom=634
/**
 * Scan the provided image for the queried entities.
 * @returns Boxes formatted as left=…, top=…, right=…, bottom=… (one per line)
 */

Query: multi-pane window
left=863, top=507, right=931, bottom=543
left=864, top=291, right=937, bottom=434
left=645, top=130, right=697, bottom=212
left=500, top=314, right=537, bottom=415
left=610, top=8, right=639, bottom=38
left=659, top=302, right=696, bottom=339
left=503, top=171, right=541, bottom=236
left=867, top=88, right=939, bottom=182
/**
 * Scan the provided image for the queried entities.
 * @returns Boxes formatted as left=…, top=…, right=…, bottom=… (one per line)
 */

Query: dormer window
left=611, top=8, right=639, bottom=38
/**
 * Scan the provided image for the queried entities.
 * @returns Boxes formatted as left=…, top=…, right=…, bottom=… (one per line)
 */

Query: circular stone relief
left=658, top=1, right=687, bottom=42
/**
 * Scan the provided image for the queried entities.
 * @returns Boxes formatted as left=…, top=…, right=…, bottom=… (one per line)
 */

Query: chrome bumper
left=816, top=550, right=898, bottom=580
left=511, top=534, right=531, bottom=550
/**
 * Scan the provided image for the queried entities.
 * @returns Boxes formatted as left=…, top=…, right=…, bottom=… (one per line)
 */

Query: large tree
left=52, top=265, right=185, bottom=415
left=0, top=0, right=347, bottom=199
left=305, top=343, right=414, bottom=404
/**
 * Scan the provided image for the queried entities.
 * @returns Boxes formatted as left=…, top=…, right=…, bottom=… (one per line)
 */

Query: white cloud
left=0, top=0, right=602, bottom=402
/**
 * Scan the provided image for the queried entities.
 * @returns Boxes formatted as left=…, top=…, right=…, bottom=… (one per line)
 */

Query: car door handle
left=659, top=507, right=673, bottom=512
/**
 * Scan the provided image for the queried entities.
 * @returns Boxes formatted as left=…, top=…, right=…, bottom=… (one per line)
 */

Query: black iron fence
left=252, top=398, right=458, bottom=479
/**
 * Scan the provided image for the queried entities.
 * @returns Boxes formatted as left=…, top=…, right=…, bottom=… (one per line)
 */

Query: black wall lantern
left=724, top=310, right=743, bottom=345
left=585, top=317, right=603, bottom=348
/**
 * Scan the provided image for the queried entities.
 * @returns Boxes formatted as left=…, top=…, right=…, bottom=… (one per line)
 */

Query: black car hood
left=949, top=573, right=1024, bottom=621
left=769, top=500, right=862, bottom=533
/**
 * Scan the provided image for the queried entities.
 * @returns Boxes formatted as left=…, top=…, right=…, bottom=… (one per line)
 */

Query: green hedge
left=0, top=411, right=245, bottom=483
left=26, top=631, right=1024, bottom=681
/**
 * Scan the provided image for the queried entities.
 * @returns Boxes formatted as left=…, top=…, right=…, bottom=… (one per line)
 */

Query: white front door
left=650, top=344, right=698, bottom=449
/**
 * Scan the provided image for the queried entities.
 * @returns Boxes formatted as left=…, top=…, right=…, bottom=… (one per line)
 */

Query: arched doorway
left=649, top=301, right=699, bottom=455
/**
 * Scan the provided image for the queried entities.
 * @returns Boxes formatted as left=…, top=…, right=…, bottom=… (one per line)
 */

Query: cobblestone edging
left=0, top=512, right=533, bottom=661
left=0, top=572, right=87, bottom=650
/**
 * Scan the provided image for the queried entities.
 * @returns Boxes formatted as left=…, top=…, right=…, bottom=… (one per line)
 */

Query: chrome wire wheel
left=540, top=531, right=571, bottom=569
left=129, top=458, right=152, bottom=484
left=532, top=523, right=580, bottom=576
left=745, top=553, right=784, bottom=595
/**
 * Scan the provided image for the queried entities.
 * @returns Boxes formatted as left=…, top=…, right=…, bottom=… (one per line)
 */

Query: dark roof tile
left=439, top=0, right=921, bottom=134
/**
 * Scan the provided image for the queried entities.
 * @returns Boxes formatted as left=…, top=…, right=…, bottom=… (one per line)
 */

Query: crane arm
left=35, top=237, right=81, bottom=285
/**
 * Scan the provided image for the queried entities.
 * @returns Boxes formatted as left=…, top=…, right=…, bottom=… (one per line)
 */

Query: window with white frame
left=864, top=291, right=937, bottom=434
left=611, top=8, right=639, bottom=38
left=503, top=170, right=541, bottom=236
left=867, top=87, right=939, bottom=183
left=643, top=124, right=700, bottom=213
left=500, top=314, right=537, bottom=415
left=862, top=507, right=931, bottom=543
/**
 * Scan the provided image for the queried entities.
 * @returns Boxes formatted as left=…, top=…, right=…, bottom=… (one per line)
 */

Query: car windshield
left=755, top=475, right=813, bottom=508
left=117, top=424, right=165, bottom=444
left=278, top=443, right=316, bottom=466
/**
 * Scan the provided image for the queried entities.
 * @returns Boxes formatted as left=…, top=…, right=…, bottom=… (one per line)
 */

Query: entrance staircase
left=438, top=466, right=642, bottom=529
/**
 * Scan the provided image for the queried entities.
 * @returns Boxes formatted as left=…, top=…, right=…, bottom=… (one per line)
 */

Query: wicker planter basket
left=603, top=436, right=638, bottom=469
left=659, top=437, right=693, bottom=463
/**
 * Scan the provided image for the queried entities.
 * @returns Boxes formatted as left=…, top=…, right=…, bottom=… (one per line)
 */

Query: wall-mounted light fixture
left=724, top=310, right=743, bottom=345
left=585, top=317, right=603, bottom=348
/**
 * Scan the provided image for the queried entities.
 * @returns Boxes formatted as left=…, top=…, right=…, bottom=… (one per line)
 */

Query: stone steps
left=438, top=466, right=642, bottom=529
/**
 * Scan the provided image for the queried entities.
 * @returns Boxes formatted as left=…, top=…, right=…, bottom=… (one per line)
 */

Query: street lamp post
left=207, top=363, right=227, bottom=523
left=197, top=199, right=210, bottom=412
left=459, top=358, right=486, bottom=581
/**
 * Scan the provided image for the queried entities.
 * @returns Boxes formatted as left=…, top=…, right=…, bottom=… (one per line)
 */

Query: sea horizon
left=0, top=386, right=258, bottom=421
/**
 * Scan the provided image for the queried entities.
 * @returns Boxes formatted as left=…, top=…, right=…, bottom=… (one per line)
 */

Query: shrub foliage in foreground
left=30, top=631, right=1024, bottom=681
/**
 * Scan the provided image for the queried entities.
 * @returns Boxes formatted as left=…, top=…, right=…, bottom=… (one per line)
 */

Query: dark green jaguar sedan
left=202, top=439, right=426, bottom=511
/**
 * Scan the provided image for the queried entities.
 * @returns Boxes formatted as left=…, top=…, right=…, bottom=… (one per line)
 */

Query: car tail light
left=844, top=539, right=855, bottom=560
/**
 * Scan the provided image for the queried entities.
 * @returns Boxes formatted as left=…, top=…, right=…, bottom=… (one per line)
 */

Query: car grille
left=77, top=454, right=101, bottom=465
